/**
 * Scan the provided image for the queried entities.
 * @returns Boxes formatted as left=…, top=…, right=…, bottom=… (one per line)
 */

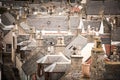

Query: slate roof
left=20, top=46, right=35, bottom=51
left=20, top=39, right=37, bottom=50
left=22, top=51, right=45, bottom=75
left=27, top=16, right=80, bottom=31
left=17, top=35, right=30, bottom=43
left=17, top=40, right=30, bottom=46
left=36, top=55, right=70, bottom=64
left=43, top=35, right=74, bottom=46
left=27, top=15, right=102, bottom=33
left=1, top=12, right=15, bottom=26
left=64, top=35, right=87, bottom=59
left=0, top=23, right=11, bottom=36
left=3, top=30, right=10, bottom=36
left=19, top=22, right=30, bottom=33
left=0, top=23, right=4, bottom=29
left=86, top=0, right=120, bottom=15
left=112, top=27, right=120, bottom=41
left=101, top=37, right=111, bottom=44
left=44, top=62, right=70, bottom=72
left=83, top=20, right=101, bottom=30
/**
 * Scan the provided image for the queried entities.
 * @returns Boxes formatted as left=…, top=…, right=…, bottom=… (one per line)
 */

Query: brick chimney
left=90, top=36, right=105, bottom=80
left=36, top=31, right=43, bottom=46
left=29, top=27, right=36, bottom=40
left=55, top=37, right=65, bottom=53
left=70, top=55, right=83, bottom=71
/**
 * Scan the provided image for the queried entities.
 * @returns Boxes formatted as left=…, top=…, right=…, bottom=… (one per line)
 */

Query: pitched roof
left=0, top=23, right=13, bottom=36
left=20, top=39, right=37, bottom=50
left=83, top=20, right=101, bottom=30
left=44, top=62, right=70, bottom=72
left=3, top=30, right=11, bottom=37
left=36, top=55, right=70, bottom=64
left=86, top=0, right=120, bottom=15
left=0, top=23, right=4, bottom=29
left=1, top=12, right=15, bottom=26
left=17, top=35, right=30, bottom=43
left=101, top=37, right=111, bottom=44
left=27, top=16, right=80, bottom=30
left=17, top=40, right=30, bottom=46
left=81, top=43, right=94, bottom=62
left=22, top=51, right=45, bottom=75
left=64, top=35, right=87, bottom=59
left=42, top=35, right=74, bottom=46
left=19, top=22, right=30, bottom=33
left=112, top=27, right=120, bottom=41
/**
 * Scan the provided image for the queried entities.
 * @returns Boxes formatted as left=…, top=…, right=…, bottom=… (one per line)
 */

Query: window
left=6, top=44, right=12, bottom=52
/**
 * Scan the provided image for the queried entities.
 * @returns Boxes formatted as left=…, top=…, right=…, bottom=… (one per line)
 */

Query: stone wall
left=104, top=62, right=120, bottom=80
left=71, top=55, right=83, bottom=71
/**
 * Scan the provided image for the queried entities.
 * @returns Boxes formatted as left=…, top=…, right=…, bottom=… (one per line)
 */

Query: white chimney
left=56, top=37, right=65, bottom=46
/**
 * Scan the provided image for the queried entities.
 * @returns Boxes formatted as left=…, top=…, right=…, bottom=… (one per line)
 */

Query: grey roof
left=0, top=23, right=14, bottom=36
left=36, top=55, right=70, bottom=64
left=112, top=27, right=120, bottom=41
left=3, top=30, right=10, bottom=36
left=64, top=35, right=87, bottom=59
left=43, top=35, right=74, bottom=46
left=27, top=15, right=102, bottom=32
left=20, top=39, right=37, bottom=51
left=17, top=40, right=30, bottom=46
left=27, top=16, right=80, bottom=31
left=86, top=0, right=120, bottom=15
left=22, top=51, right=45, bottom=75
left=19, top=22, right=30, bottom=33
left=0, top=23, right=5, bottom=29
left=44, top=62, right=70, bottom=72
left=1, top=12, right=15, bottom=25
left=83, top=20, right=101, bottom=30
left=61, top=71, right=81, bottom=80
left=17, top=35, right=30, bottom=43
left=20, top=46, right=36, bottom=51
left=101, top=37, right=111, bottom=44
left=0, top=23, right=10, bottom=36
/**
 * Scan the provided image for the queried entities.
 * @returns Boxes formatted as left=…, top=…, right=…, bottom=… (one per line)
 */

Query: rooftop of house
left=81, top=43, right=94, bottom=62
left=22, top=51, right=45, bottom=75
left=112, top=27, right=120, bottom=41
left=44, top=62, right=70, bottom=72
left=64, top=35, right=87, bottom=59
left=86, top=0, right=120, bottom=15
left=83, top=20, right=101, bottom=30
left=26, top=15, right=111, bottom=34
left=17, top=35, right=30, bottom=43
left=27, top=16, right=80, bottom=31
left=0, top=22, right=14, bottom=36
left=20, top=39, right=37, bottom=51
left=36, top=54, right=70, bottom=64
left=1, top=12, right=15, bottom=26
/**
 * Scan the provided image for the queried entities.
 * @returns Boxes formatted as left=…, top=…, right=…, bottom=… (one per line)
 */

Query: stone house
left=36, top=55, right=70, bottom=80
left=44, top=62, right=70, bottom=80
left=21, top=51, right=45, bottom=80
left=64, top=35, right=87, bottom=59
left=61, top=55, right=83, bottom=80
left=86, top=0, right=120, bottom=21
